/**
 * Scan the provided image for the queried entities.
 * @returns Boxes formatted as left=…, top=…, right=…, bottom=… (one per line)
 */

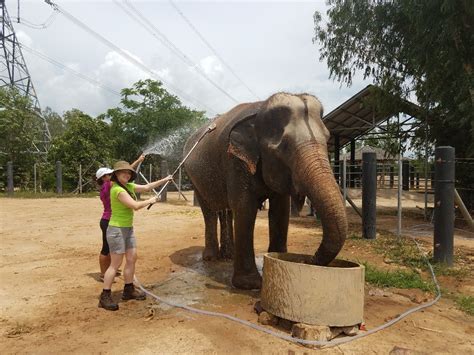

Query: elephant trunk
left=293, top=142, right=348, bottom=265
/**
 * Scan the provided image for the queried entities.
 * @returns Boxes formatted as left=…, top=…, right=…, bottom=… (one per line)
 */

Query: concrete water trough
left=260, top=253, right=365, bottom=327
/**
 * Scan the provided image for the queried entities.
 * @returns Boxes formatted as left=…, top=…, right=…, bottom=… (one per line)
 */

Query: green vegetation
left=364, top=263, right=434, bottom=292
left=314, top=0, right=474, bottom=209
left=455, top=295, right=474, bottom=316
left=1, top=79, right=206, bottom=193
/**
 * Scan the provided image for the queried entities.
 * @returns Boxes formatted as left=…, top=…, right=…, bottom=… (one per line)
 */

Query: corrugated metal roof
left=323, top=85, right=419, bottom=152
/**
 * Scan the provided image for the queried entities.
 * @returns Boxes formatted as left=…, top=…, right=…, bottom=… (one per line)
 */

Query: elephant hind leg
left=218, top=209, right=234, bottom=260
left=195, top=190, right=219, bottom=261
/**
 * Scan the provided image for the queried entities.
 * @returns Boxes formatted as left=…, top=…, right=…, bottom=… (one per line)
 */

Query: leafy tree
left=314, top=0, right=474, bottom=208
left=0, top=87, right=43, bottom=189
left=103, top=79, right=206, bottom=164
left=43, top=107, right=66, bottom=140
left=46, top=109, right=113, bottom=191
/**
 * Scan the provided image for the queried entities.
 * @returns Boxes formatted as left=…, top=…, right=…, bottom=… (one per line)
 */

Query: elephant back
left=183, top=101, right=262, bottom=210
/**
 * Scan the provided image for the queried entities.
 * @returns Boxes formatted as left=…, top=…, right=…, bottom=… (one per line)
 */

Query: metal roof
left=323, top=85, right=384, bottom=151
left=323, top=85, right=419, bottom=152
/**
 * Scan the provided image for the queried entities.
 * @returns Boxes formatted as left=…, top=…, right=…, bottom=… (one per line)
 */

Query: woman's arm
left=117, top=191, right=157, bottom=211
left=135, top=175, right=173, bottom=193
left=130, top=154, right=146, bottom=170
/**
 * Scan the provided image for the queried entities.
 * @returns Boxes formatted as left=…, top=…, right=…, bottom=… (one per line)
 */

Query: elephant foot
left=202, top=246, right=219, bottom=261
left=231, top=272, right=262, bottom=290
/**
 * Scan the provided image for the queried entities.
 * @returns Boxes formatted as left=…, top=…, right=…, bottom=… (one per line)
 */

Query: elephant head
left=227, top=93, right=347, bottom=265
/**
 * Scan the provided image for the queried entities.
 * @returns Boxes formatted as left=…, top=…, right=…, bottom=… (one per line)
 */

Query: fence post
left=56, top=161, right=62, bottom=194
left=416, top=172, right=420, bottom=190
left=160, top=160, right=168, bottom=202
left=178, top=167, right=182, bottom=200
left=362, top=152, right=377, bottom=239
left=342, top=153, right=347, bottom=208
left=334, top=135, right=340, bottom=186
left=33, top=163, right=37, bottom=194
left=149, top=163, right=152, bottom=183
left=433, top=146, right=455, bottom=266
left=397, top=156, right=402, bottom=238
left=402, top=160, right=410, bottom=191
left=79, top=164, right=82, bottom=194
left=350, top=139, right=356, bottom=188
left=7, top=161, right=13, bottom=196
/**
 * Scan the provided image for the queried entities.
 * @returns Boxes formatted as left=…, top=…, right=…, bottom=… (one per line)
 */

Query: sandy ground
left=0, top=190, right=473, bottom=354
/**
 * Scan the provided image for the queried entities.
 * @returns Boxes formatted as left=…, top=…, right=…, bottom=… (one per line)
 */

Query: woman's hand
left=164, top=175, right=173, bottom=183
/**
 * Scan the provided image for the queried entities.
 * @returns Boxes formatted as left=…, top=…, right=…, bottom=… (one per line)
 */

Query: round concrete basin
left=260, top=252, right=364, bottom=327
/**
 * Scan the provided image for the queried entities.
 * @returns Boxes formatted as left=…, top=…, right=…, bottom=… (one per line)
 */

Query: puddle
left=147, top=252, right=262, bottom=311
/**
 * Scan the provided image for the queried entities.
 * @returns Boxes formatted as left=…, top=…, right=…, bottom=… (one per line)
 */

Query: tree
left=314, top=0, right=474, bottom=208
left=103, top=79, right=206, bottom=163
left=0, top=87, right=43, bottom=189
left=46, top=109, right=113, bottom=191
left=43, top=107, right=66, bottom=140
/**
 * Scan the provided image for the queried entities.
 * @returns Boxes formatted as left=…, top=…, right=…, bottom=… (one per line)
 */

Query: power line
left=169, top=0, right=260, bottom=101
left=117, top=0, right=239, bottom=104
left=20, top=43, right=122, bottom=96
left=13, top=9, right=58, bottom=29
left=43, top=0, right=217, bottom=116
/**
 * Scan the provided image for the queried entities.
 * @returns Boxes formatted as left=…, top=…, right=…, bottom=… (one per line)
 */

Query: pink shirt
left=100, top=181, right=112, bottom=220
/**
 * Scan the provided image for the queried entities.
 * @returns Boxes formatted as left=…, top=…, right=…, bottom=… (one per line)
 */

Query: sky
left=6, top=0, right=370, bottom=118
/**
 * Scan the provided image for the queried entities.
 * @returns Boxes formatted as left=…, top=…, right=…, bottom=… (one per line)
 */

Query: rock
left=291, top=323, right=332, bottom=341
left=369, top=288, right=392, bottom=297
left=253, top=301, right=263, bottom=315
left=258, top=311, right=278, bottom=326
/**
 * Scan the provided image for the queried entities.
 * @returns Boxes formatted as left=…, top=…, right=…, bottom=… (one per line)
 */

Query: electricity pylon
left=1, top=0, right=50, bottom=153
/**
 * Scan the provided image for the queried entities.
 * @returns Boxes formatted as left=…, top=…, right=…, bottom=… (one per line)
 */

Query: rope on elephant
left=134, top=233, right=441, bottom=348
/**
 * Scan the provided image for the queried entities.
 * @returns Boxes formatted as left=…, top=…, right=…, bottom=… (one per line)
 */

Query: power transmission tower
left=1, top=0, right=50, bottom=153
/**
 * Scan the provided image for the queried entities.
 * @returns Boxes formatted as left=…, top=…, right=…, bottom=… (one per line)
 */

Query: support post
left=178, top=167, right=182, bottom=200
left=79, top=164, right=82, bottom=194
left=362, top=152, right=376, bottom=239
left=433, top=146, right=454, bottom=266
left=402, top=160, right=410, bottom=191
left=389, top=165, right=394, bottom=188
left=334, top=135, right=340, bottom=186
left=7, top=161, right=13, bottom=196
left=416, top=172, right=420, bottom=190
left=410, top=165, right=415, bottom=189
left=33, top=163, right=37, bottom=194
left=350, top=139, right=356, bottom=188
left=149, top=163, right=152, bottom=183
left=342, top=153, right=347, bottom=208
left=160, top=160, right=168, bottom=202
left=56, top=161, right=62, bottom=194
left=397, top=156, right=402, bottom=238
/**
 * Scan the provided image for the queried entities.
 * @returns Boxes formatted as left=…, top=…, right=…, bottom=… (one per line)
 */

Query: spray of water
left=142, top=126, right=196, bottom=159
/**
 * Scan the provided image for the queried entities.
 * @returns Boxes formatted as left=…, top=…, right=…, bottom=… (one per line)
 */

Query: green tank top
left=109, top=182, right=136, bottom=227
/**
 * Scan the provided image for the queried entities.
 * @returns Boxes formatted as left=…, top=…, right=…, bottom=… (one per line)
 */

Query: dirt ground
left=1, top=190, right=473, bottom=354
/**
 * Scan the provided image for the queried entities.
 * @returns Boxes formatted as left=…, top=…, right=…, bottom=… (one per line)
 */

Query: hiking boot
left=122, top=283, right=146, bottom=301
left=98, top=290, right=119, bottom=311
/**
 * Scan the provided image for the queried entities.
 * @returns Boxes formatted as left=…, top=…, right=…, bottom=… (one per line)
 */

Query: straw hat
left=112, top=161, right=137, bottom=181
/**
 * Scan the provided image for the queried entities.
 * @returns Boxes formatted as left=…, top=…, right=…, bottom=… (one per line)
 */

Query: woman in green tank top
left=98, top=160, right=172, bottom=311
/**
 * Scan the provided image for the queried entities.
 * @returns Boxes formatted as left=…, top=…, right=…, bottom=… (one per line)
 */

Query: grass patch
left=364, top=263, right=435, bottom=292
left=455, top=296, right=474, bottom=316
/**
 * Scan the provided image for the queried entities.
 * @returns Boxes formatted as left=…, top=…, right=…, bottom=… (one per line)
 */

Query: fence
left=1, top=160, right=191, bottom=196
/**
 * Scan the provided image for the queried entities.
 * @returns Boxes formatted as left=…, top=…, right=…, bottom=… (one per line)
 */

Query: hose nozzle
left=207, top=123, right=217, bottom=132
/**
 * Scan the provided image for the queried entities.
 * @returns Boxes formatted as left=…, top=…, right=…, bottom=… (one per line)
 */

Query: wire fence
left=0, top=160, right=192, bottom=195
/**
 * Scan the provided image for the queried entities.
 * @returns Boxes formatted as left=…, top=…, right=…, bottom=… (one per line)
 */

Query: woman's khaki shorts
left=106, top=226, right=137, bottom=254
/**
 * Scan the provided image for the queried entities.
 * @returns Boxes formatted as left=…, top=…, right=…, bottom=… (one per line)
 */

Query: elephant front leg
left=218, top=209, right=234, bottom=260
left=231, top=202, right=261, bottom=290
left=268, top=194, right=290, bottom=252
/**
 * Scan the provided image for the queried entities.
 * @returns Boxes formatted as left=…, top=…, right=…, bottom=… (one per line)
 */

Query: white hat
left=96, top=167, right=114, bottom=179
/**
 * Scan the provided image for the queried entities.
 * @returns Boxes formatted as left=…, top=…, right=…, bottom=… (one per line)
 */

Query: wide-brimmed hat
left=95, top=167, right=114, bottom=180
left=112, top=161, right=137, bottom=181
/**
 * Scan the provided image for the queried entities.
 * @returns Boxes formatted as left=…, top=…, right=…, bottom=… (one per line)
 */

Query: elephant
left=184, top=92, right=347, bottom=290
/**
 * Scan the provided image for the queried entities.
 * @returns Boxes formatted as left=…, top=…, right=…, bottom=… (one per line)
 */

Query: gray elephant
left=184, top=93, right=347, bottom=290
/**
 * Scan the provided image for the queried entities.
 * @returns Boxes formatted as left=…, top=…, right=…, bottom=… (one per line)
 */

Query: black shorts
left=100, top=218, right=110, bottom=255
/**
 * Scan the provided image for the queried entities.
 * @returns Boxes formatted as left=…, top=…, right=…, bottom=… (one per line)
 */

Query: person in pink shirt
left=95, top=154, right=146, bottom=281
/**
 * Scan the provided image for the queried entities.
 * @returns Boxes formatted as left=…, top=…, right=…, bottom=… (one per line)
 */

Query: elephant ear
left=228, top=117, right=259, bottom=175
